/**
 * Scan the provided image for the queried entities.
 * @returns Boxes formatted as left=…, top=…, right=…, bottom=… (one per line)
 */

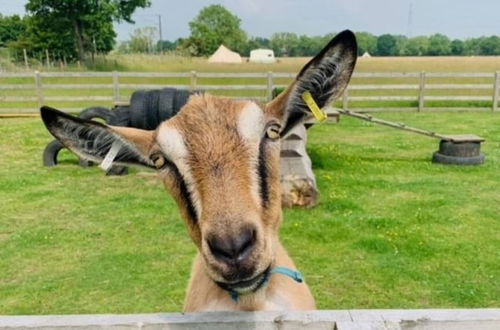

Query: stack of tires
left=43, top=88, right=193, bottom=174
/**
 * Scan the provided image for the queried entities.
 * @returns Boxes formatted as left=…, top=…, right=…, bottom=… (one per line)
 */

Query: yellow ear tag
left=302, top=91, right=327, bottom=123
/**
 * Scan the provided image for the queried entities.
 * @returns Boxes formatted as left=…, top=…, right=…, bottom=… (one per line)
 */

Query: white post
left=493, top=71, right=499, bottom=112
left=112, top=71, right=120, bottom=104
left=190, top=70, right=197, bottom=91
left=267, top=71, right=274, bottom=102
left=34, top=71, right=44, bottom=109
left=418, top=71, right=426, bottom=112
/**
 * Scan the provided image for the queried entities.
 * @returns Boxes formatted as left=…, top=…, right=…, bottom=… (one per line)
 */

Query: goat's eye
left=151, top=153, right=166, bottom=169
left=265, top=123, right=281, bottom=140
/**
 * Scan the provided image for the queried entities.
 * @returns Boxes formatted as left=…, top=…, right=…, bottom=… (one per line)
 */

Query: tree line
left=0, top=0, right=150, bottom=63
left=1, top=3, right=500, bottom=64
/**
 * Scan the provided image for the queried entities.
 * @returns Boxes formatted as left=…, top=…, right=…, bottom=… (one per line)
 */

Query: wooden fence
left=0, top=71, right=499, bottom=114
left=1, top=309, right=499, bottom=329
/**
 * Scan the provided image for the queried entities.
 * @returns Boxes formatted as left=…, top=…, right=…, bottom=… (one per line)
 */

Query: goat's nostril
left=207, top=228, right=256, bottom=263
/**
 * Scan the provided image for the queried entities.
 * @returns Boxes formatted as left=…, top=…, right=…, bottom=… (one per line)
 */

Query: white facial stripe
left=157, top=126, right=203, bottom=217
left=237, top=102, right=266, bottom=207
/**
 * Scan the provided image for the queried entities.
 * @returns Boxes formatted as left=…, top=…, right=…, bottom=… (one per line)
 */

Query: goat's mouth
left=215, top=266, right=271, bottom=294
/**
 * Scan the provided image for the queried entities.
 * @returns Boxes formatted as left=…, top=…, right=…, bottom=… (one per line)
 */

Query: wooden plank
left=349, top=96, right=416, bottom=101
left=118, top=72, right=191, bottom=78
left=34, top=71, right=44, bottom=108
left=426, top=84, right=492, bottom=89
left=349, top=84, right=419, bottom=90
left=266, top=71, right=273, bottom=102
left=41, top=72, right=114, bottom=77
left=0, top=107, right=83, bottom=114
left=350, top=107, right=417, bottom=112
left=197, top=85, right=267, bottom=90
left=119, top=84, right=187, bottom=89
left=42, top=84, right=115, bottom=89
left=353, top=72, right=420, bottom=78
left=342, top=88, right=348, bottom=109
left=0, top=84, right=36, bottom=90
left=425, top=96, right=491, bottom=101
left=441, top=134, right=485, bottom=142
left=196, top=72, right=268, bottom=78
left=0, top=72, right=33, bottom=78
left=493, top=71, right=499, bottom=112
left=113, top=70, right=120, bottom=103
left=43, top=96, right=113, bottom=101
left=418, top=71, right=426, bottom=112
left=426, top=72, right=494, bottom=78
left=0, top=96, right=38, bottom=102
left=423, top=107, right=491, bottom=112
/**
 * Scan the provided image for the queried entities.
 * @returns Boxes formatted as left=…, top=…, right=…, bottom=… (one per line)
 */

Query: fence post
left=112, top=71, right=120, bottom=103
left=23, top=48, right=29, bottom=69
left=267, top=71, right=274, bottom=102
left=34, top=71, right=44, bottom=109
left=493, top=71, right=499, bottom=112
left=342, top=88, right=349, bottom=110
left=418, top=71, right=426, bottom=112
left=45, top=49, right=50, bottom=68
left=190, top=70, right=197, bottom=91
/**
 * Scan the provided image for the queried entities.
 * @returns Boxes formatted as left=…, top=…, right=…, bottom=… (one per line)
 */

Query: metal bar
left=331, top=107, right=448, bottom=140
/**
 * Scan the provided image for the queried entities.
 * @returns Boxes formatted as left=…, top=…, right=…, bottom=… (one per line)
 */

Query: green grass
left=1, top=112, right=499, bottom=314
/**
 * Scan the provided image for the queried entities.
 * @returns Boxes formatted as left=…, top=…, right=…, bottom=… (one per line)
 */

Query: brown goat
left=41, top=30, right=357, bottom=312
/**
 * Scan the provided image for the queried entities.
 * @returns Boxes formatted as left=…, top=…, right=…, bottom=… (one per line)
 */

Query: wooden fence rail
left=0, top=71, right=499, bottom=114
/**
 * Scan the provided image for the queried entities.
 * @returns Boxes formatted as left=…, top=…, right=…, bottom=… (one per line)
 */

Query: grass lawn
left=0, top=111, right=499, bottom=314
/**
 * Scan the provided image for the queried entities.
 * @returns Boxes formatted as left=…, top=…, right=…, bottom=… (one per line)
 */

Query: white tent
left=361, top=52, right=372, bottom=58
left=208, top=45, right=242, bottom=63
left=249, top=49, right=276, bottom=63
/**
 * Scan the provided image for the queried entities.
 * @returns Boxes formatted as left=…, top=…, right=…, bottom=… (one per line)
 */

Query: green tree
left=270, top=32, right=299, bottom=56
left=479, top=36, right=500, bottom=55
left=403, top=36, right=429, bottom=56
left=0, top=14, right=27, bottom=48
left=187, top=4, right=247, bottom=56
left=375, top=34, right=398, bottom=56
left=450, top=39, right=465, bottom=55
left=427, top=34, right=451, bottom=56
left=25, top=0, right=151, bottom=61
left=129, top=27, right=157, bottom=53
left=356, top=32, right=377, bottom=56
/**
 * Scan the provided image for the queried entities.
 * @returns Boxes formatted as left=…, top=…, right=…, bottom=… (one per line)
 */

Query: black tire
left=158, top=88, right=176, bottom=122
left=130, top=90, right=148, bottom=128
left=43, top=139, right=65, bottom=167
left=173, top=89, right=191, bottom=116
left=432, top=151, right=485, bottom=165
left=438, top=141, right=481, bottom=157
left=79, top=106, right=112, bottom=122
left=108, top=106, right=131, bottom=127
left=146, top=90, right=161, bottom=129
left=106, top=165, right=129, bottom=176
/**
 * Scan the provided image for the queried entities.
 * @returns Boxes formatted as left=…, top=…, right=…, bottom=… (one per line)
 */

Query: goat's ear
left=266, top=30, right=357, bottom=136
left=41, top=106, right=155, bottom=169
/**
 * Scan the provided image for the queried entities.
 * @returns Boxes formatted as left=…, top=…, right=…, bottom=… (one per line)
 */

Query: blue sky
left=1, top=0, right=499, bottom=41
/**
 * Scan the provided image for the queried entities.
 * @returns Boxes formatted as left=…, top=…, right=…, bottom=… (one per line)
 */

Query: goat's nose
left=207, top=228, right=256, bottom=264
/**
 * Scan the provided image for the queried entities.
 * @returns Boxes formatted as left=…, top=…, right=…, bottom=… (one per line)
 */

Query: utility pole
left=158, top=14, right=163, bottom=54
left=407, top=3, right=413, bottom=38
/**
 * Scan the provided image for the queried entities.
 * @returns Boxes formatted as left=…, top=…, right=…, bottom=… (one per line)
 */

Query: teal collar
left=229, top=266, right=303, bottom=302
